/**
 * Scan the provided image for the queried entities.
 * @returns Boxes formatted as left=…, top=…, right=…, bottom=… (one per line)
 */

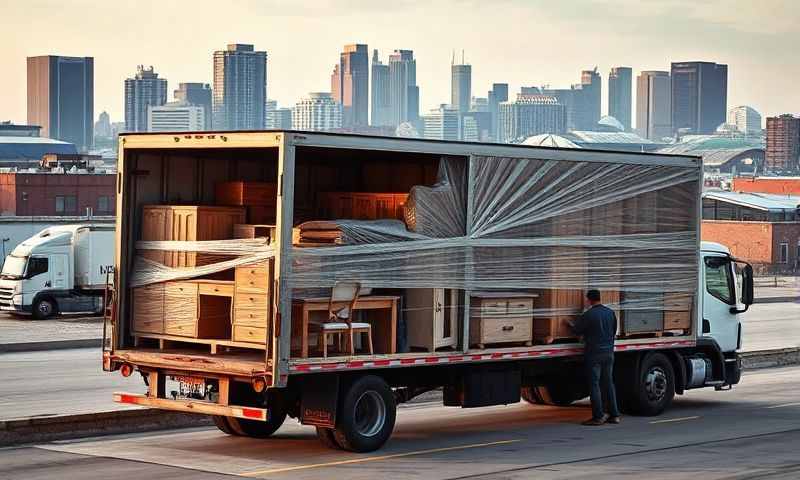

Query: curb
left=741, top=347, right=800, bottom=370
left=754, top=296, right=799, bottom=304
left=0, top=338, right=102, bottom=353
left=0, top=408, right=212, bottom=447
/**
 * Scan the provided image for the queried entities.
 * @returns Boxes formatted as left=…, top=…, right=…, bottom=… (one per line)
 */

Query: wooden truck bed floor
left=112, top=348, right=270, bottom=378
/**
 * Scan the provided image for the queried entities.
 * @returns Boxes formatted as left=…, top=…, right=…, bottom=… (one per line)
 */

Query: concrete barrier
left=741, top=347, right=800, bottom=370
left=0, top=408, right=211, bottom=447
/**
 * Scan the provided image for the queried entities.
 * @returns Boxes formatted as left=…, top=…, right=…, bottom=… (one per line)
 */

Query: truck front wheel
left=33, top=298, right=56, bottom=319
left=626, top=353, right=675, bottom=416
left=333, top=375, right=396, bottom=452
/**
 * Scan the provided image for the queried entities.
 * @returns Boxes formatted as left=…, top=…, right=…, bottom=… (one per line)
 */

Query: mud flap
left=299, top=373, right=339, bottom=428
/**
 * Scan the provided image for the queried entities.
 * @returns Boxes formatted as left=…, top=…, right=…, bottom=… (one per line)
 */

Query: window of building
left=55, top=195, right=77, bottom=213
left=97, top=196, right=112, bottom=213
left=26, top=256, right=48, bottom=278
left=779, top=243, right=789, bottom=264
left=705, top=256, right=734, bottom=305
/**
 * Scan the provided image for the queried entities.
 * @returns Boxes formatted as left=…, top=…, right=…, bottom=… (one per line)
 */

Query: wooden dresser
left=470, top=293, right=536, bottom=348
left=232, top=260, right=273, bottom=345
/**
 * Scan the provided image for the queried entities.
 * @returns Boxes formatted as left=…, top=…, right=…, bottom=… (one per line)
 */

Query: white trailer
left=0, top=224, right=115, bottom=318
left=106, top=131, right=754, bottom=452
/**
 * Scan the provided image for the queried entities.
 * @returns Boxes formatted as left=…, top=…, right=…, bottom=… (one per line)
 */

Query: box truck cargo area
left=106, top=131, right=753, bottom=452
left=0, top=224, right=115, bottom=318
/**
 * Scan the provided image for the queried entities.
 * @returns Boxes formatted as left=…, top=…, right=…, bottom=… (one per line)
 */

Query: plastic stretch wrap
left=292, top=155, right=700, bottom=314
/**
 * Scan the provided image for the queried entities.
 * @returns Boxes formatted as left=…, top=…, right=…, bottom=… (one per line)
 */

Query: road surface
left=1, top=365, right=799, bottom=479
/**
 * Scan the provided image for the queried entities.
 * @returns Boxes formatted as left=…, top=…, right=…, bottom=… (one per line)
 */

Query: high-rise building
left=124, top=65, right=167, bottom=132
left=542, top=68, right=601, bottom=132
left=497, top=94, right=567, bottom=143
left=27, top=55, right=94, bottom=150
left=727, top=106, right=762, bottom=135
left=635, top=71, right=672, bottom=140
left=264, top=99, right=292, bottom=129
left=388, top=50, right=419, bottom=126
left=451, top=53, right=471, bottom=113
left=671, top=61, right=727, bottom=134
left=422, top=104, right=461, bottom=141
left=765, top=114, right=800, bottom=173
left=331, top=44, right=369, bottom=128
left=292, top=92, right=342, bottom=131
left=174, top=83, right=212, bottom=130
left=608, top=67, right=632, bottom=131
left=488, top=83, right=509, bottom=140
left=147, top=102, right=205, bottom=132
left=94, top=111, right=111, bottom=138
left=370, top=50, right=391, bottom=127
left=213, top=44, right=267, bottom=130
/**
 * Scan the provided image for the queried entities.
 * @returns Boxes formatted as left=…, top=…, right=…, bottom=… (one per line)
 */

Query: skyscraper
left=174, top=83, right=212, bottom=130
left=94, top=111, right=111, bottom=138
left=264, top=99, right=292, bottom=129
left=331, top=44, right=369, bottom=128
left=727, top=106, right=762, bottom=135
left=608, top=67, right=632, bottom=131
left=765, top=115, right=800, bottom=173
left=27, top=55, right=94, bottom=150
left=388, top=50, right=419, bottom=126
left=488, top=83, right=508, bottom=140
left=213, top=44, right=267, bottom=130
left=671, top=61, right=727, bottom=134
left=542, top=68, right=601, bottom=132
left=292, top=92, right=342, bottom=131
left=635, top=71, right=672, bottom=140
left=370, top=50, right=391, bottom=127
left=451, top=52, right=471, bottom=113
left=147, top=102, right=205, bottom=132
left=422, top=104, right=461, bottom=141
left=497, top=93, right=566, bottom=143
left=124, top=65, right=167, bottom=132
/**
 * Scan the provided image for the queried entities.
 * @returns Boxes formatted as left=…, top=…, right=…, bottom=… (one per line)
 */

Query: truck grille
left=0, top=287, right=14, bottom=307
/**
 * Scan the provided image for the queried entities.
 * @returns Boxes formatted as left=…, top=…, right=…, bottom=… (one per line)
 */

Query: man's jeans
left=586, top=351, right=620, bottom=420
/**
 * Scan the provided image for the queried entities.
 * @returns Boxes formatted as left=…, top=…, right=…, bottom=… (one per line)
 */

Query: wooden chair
left=310, top=281, right=374, bottom=357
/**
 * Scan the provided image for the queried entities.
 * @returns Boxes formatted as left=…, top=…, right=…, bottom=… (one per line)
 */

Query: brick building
left=765, top=114, right=800, bottom=173
left=0, top=170, right=115, bottom=216
left=732, top=176, right=800, bottom=196
left=702, top=191, right=800, bottom=271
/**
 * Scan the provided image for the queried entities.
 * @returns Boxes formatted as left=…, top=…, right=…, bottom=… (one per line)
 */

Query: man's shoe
left=606, top=416, right=621, bottom=424
left=582, top=415, right=608, bottom=426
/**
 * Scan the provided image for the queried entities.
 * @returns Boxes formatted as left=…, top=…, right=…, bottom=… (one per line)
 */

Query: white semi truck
left=0, top=224, right=115, bottom=318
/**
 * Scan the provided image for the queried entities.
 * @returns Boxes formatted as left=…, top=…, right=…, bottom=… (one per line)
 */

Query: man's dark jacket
left=572, top=304, right=617, bottom=355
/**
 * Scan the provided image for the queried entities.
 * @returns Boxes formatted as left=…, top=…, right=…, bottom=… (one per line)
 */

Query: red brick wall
left=701, top=221, right=774, bottom=264
left=11, top=173, right=116, bottom=216
left=772, top=223, right=800, bottom=267
left=0, top=173, right=17, bottom=215
left=732, top=177, right=800, bottom=195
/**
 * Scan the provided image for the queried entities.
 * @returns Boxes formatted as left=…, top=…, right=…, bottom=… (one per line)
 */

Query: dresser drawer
left=507, top=299, right=533, bottom=317
left=164, top=281, right=198, bottom=320
left=133, top=316, right=164, bottom=334
left=235, top=264, right=269, bottom=292
left=234, top=307, right=268, bottom=327
left=234, top=291, right=268, bottom=311
left=664, top=311, right=691, bottom=330
left=164, top=317, right=198, bottom=337
left=233, top=325, right=267, bottom=344
left=479, top=300, right=507, bottom=316
left=197, top=282, right=234, bottom=297
left=479, top=316, right=532, bottom=344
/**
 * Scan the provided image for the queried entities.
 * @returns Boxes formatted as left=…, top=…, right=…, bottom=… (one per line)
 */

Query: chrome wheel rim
left=645, top=366, right=668, bottom=402
left=354, top=391, right=386, bottom=437
left=38, top=301, right=52, bottom=316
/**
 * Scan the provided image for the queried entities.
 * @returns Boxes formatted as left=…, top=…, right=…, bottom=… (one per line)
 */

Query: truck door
left=22, top=256, right=50, bottom=297
left=702, top=255, right=739, bottom=352
left=50, top=254, right=69, bottom=290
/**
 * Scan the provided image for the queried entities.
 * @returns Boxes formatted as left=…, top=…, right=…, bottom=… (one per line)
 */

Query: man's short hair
left=586, top=289, right=601, bottom=302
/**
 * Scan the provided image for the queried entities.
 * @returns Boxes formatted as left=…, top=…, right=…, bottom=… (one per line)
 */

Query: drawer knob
left=502, top=325, right=514, bottom=332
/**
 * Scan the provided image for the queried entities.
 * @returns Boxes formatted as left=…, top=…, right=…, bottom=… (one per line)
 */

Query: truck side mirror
left=741, top=264, right=754, bottom=306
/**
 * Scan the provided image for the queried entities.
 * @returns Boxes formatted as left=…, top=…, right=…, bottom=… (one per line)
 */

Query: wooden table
left=292, top=295, right=399, bottom=358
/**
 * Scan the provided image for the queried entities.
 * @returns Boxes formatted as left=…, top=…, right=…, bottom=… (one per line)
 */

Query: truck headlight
left=12, top=294, right=22, bottom=305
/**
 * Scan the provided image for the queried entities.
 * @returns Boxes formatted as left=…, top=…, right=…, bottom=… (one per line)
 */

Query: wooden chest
left=232, top=260, right=273, bottom=344
left=140, top=205, right=246, bottom=267
left=470, top=295, right=535, bottom=348
left=318, top=192, right=408, bottom=221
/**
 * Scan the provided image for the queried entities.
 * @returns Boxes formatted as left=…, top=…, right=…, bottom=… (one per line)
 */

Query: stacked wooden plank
left=296, top=220, right=344, bottom=246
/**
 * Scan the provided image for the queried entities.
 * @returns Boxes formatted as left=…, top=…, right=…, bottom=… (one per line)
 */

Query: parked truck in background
left=0, top=224, right=115, bottom=318
left=106, top=131, right=755, bottom=453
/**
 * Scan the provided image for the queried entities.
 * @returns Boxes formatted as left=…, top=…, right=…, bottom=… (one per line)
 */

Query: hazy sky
left=1, top=0, right=798, bottom=127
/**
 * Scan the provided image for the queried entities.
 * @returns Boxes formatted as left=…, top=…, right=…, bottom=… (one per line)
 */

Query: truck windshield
left=0, top=255, right=27, bottom=279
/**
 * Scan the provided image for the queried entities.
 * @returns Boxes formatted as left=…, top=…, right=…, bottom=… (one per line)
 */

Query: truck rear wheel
left=333, top=375, right=396, bottom=452
left=225, top=409, right=287, bottom=438
left=212, top=415, right=238, bottom=435
left=626, top=353, right=675, bottom=416
left=32, top=297, right=56, bottom=320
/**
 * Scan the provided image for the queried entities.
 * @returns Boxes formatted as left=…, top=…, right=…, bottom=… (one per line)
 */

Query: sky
left=1, top=0, right=798, bottom=127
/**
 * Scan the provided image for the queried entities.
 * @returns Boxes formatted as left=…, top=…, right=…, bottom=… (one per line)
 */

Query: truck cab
left=0, top=225, right=114, bottom=318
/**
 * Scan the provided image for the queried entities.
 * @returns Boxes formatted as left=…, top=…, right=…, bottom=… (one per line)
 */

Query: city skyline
left=1, top=0, right=797, bottom=127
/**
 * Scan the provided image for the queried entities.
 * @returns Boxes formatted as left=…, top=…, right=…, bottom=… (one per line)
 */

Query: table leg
left=302, top=307, right=309, bottom=358
left=390, top=300, right=397, bottom=354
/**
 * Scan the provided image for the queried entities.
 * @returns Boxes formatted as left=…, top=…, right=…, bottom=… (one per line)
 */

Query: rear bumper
left=113, top=392, right=268, bottom=421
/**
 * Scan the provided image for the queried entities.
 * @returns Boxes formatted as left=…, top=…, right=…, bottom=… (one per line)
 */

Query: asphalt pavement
left=1, top=365, right=799, bottom=480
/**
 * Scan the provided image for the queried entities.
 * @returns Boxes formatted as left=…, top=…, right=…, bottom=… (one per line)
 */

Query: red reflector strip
left=115, top=394, right=142, bottom=404
left=242, top=407, right=265, bottom=419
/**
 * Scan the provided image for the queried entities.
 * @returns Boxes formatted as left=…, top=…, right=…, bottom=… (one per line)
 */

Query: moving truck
left=0, top=224, right=115, bottom=318
left=106, top=131, right=754, bottom=452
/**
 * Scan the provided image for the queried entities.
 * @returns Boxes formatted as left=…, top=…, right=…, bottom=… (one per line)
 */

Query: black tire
left=520, top=386, right=542, bottom=405
left=226, top=409, right=287, bottom=438
left=32, top=297, right=56, bottom=319
left=316, top=427, right=342, bottom=449
left=212, top=415, right=239, bottom=435
left=522, top=383, right=588, bottom=406
left=333, top=375, right=396, bottom=453
left=627, top=353, right=675, bottom=416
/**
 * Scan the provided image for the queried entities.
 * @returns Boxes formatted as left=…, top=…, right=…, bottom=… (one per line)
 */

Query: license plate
left=166, top=375, right=209, bottom=401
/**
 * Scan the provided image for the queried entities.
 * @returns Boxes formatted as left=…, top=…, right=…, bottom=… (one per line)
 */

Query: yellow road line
left=650, top=415, right=700, bottom=424
left=239, top=439, right=521, bottom=476
left=765, top=402, right=800, bottom=409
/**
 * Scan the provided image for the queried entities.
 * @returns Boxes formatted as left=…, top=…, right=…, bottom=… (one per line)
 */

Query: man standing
left=569, top=289, right=621, bottom=426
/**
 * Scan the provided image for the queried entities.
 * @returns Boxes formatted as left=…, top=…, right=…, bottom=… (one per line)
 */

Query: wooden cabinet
left=132, top=284, right=165, bottom=334
left=470, top=294, right=535, bottom=348
left=532, top=289, right=584, bottom=344
left=663, top=293, right=692, bottom=331
left=140, top=205, right=246, bottom=267
left=232, top=261, right=272, bottom=344
left=318, top=192, right=408, bottom=221
left=405, top=289, right=458, bottom=352
left=621, top=292, right=664, bottom=335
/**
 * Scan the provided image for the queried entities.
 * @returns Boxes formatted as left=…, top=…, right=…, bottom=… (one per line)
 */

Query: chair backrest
left=328, top=281, right=361, bottom=324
